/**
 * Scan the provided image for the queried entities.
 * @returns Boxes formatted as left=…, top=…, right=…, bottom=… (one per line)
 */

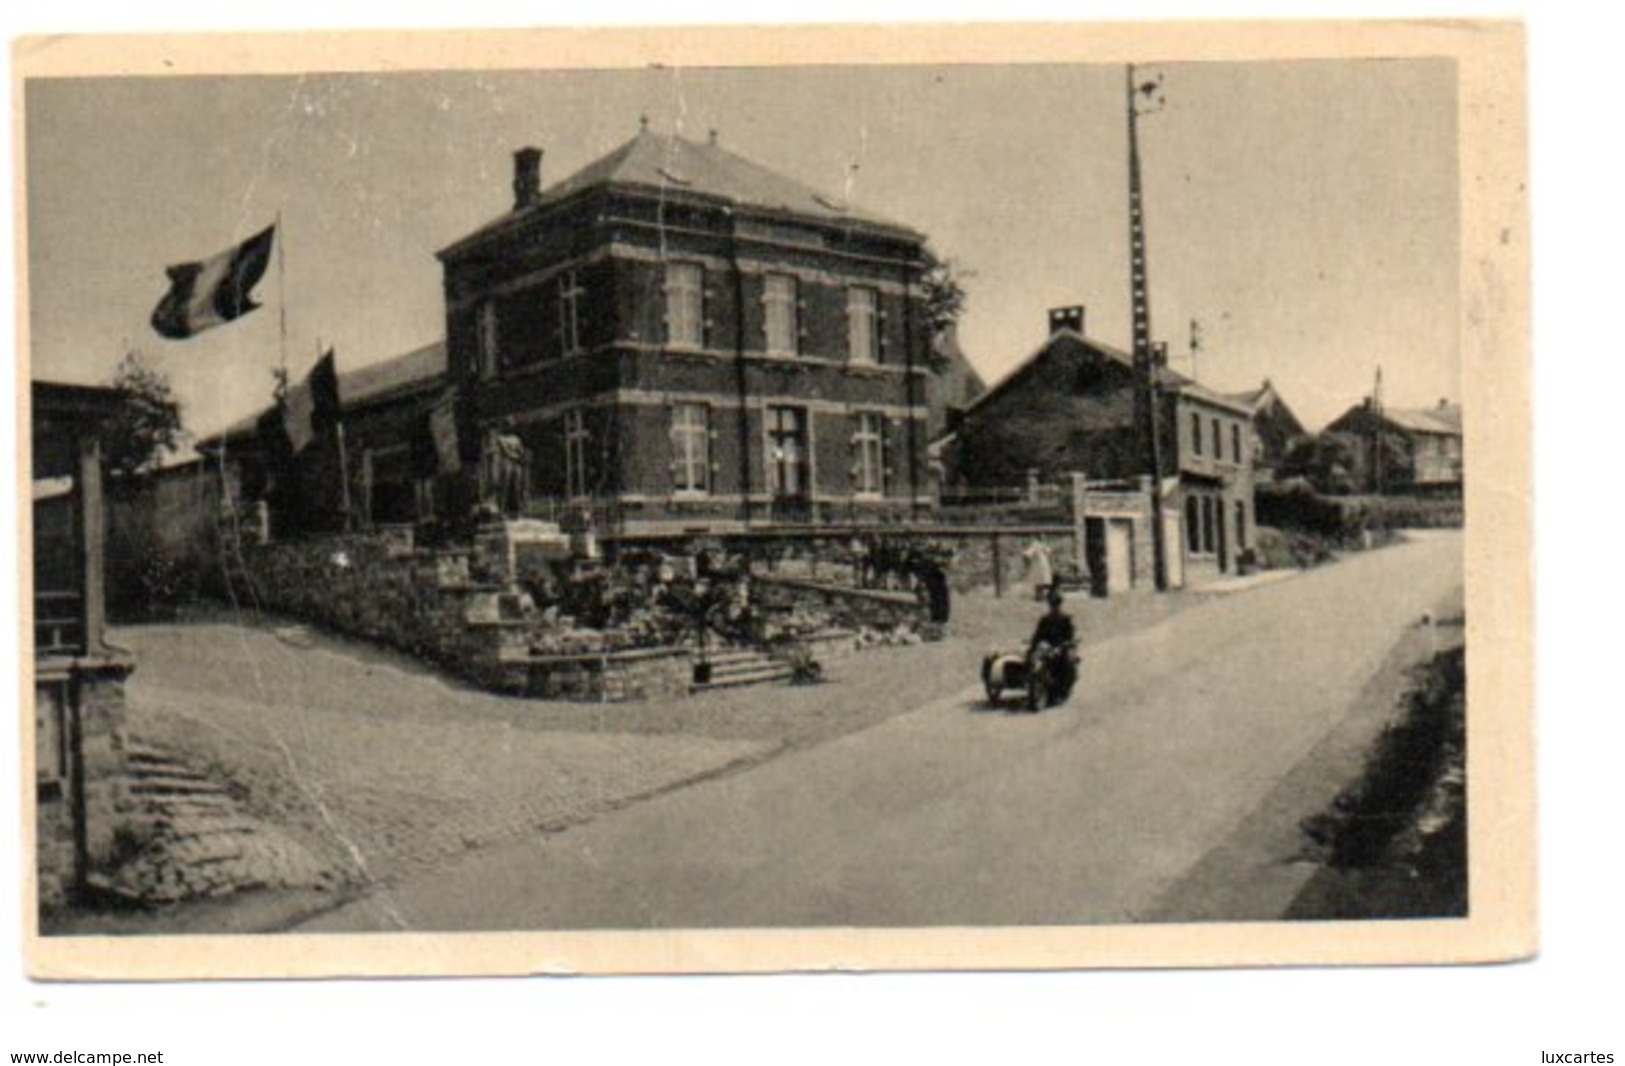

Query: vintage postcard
left=14, top=20, right=1532, bottom=978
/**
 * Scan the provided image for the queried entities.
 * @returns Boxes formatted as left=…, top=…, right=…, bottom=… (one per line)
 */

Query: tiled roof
left=198, top=341, right=446, bottom=450
left=1384, top=405, right=1462, bottom=436
left=964, top=328, right=1253, bottom=420
left=445, top=130, right=920, bottom=256
left=340, top=340, right=446, bottom=407
left=1224, top=382, right=1274, bottom=410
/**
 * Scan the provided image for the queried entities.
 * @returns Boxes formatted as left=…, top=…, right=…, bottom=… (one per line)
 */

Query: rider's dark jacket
left=1029, top=611, right=1075, bottom=655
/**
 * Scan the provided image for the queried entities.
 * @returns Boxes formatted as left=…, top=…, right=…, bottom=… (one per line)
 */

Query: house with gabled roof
left=1323, top=397, right=1463, bottom=492
left=940, top=306, right=1258, bottom=585
left=1224, top=378, right=1308, bottom=483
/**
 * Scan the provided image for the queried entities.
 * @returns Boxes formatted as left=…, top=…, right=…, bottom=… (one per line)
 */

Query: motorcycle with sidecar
left=981, top=640, right=1079, bottom=712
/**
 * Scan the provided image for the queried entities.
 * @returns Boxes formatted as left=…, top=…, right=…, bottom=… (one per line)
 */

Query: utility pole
left=1189, top=317, right=1203, bottom=383
left=1372, top=364, right=1385, bottom=496
left=1128, top=64, right=1169, bottom=591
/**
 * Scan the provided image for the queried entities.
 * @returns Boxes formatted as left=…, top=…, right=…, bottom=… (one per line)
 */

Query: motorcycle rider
left=1026, top=588, right=1078, bottom=702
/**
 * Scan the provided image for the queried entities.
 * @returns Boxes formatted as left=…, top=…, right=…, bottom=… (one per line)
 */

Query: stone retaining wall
left=517, top=646, right=694, bottom=702
left=754, top=575, right=931, bottom=632
left=218, top=529, right=526, bottom=691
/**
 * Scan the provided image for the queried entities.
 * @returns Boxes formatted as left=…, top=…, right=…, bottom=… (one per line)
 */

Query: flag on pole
left=282, top=350, right=340, bottom=454
left=151, top=225, right=276, bottom=340
left=412, top=391, right=461, bottom=479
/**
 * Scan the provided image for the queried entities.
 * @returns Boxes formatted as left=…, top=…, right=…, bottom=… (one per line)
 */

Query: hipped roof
left=442, top=129, right=922, bottom=258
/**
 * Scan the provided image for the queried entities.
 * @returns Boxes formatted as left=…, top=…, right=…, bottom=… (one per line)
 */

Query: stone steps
left=129, top=777, right=231, bottom=797
left=692, top=648, right=794, bottom=692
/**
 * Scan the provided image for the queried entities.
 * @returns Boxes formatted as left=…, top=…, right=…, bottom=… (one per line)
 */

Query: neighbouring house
left=1322, top=397, right=1463, bottom=493
left=940, top=306, right=1257, bottom=586
left=1224, top=377, right=1308, bottom=483
left=31, top=381, right=137, bottom=909
left=438, top=127, right=938, bottom=533
left=194, top=340, right=453, bottom=535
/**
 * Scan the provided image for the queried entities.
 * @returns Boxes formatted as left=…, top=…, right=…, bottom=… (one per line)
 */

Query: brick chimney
left=512, top=147, right=543, bottom=210
left=1048, top=306, right=1085, bottom=336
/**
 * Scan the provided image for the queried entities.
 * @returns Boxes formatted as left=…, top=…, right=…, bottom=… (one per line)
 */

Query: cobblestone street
left=121, top=623, right=770, bottom=896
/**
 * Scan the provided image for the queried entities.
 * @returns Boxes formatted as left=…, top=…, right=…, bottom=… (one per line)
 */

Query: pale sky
left=25, top=59, right=1458, bottom=443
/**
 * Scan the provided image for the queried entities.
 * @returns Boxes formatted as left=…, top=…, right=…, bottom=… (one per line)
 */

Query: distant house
left=1323, top=397, right=1463, bottom=492
left=1224, top=378, right=1308, bottom=482
left=942, top=306, right=1257, bottom=584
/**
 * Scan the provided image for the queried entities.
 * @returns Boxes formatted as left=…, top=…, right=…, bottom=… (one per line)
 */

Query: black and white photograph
left=14, top=21, right=1532, bottom=981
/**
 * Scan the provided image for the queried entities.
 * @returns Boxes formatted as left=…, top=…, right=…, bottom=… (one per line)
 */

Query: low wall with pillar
left=35, top=653, right=136, bottom=912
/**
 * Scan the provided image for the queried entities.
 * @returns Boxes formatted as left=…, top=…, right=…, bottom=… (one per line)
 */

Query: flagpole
left=276, top=210, right=289, bottom=387
left=327, top=340, right=355, bottom=531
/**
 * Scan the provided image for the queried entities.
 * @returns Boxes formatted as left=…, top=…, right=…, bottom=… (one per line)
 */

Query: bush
left=1256, top=481, right=1461, bottom=549
left=1359, top=494, right=1464, bottom=530
left=1256, top=480, right=1361, bottom=543
left=1301, top=645, right=1466, bottom=870
left=106, top=506, right=206, bottom=621
left=1252, top=526, right=1334, bottom=570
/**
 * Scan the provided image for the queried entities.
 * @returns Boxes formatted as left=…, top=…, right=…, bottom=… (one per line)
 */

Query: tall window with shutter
left=669, top=403, right=710, bottom=496
left=852, top=412, right=885, bottom=497
left=767, top=406, right=809, bottom=500
left=665, top=262, right=705, bottom=349
left=476, top=300, right=500, bottom=380
left=557, top=269, right=584, bottom=357
left=847, top=286, right=878, bottom=364
left=564, top=409, right=591, bottom=499
left=764, top=273, right=798, bottom=356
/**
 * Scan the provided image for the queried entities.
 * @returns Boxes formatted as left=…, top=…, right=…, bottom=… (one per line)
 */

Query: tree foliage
left=920, top=250, right=970, bottom=373
left=1280, top=429, right=1409, bottom=496
left=103, top=350, right=184, bottom=480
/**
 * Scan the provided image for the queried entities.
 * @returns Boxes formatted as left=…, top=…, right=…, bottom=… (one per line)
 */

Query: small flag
left=412, top=392, right=460, bottom=479
left=282, top=350, right=340, bottom=454
left=151, top=225, right=276, bottom=340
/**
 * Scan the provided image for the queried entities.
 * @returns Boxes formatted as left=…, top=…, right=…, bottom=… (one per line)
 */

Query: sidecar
left=981, top=643, right=1076, bottom=712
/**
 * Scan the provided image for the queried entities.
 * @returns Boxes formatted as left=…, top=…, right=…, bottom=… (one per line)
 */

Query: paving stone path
left=100, top=741, right=345, bottom=904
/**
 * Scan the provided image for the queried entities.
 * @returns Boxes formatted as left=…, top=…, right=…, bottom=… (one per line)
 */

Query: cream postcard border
left=13, top=19, right=1533, bottom=978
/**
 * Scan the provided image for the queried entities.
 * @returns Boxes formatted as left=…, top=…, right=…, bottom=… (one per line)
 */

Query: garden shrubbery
left=1299, top=643, right=1466, bottom=913
left=1255, top=480, right=1461, bottom=558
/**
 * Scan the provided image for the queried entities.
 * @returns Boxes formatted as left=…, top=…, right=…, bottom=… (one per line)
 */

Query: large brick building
left=940, top=307, right=1257, bottom=584
left=439, top=127, right=937, bottom=532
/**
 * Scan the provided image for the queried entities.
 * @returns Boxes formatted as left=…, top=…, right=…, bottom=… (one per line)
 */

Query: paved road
left=304, top=531, right=1463, bottom=931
